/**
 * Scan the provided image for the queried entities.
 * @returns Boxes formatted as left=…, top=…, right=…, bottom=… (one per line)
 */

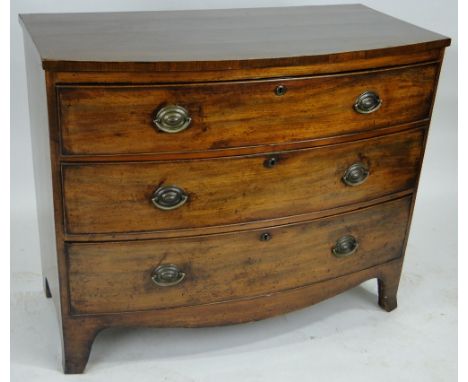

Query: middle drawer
left=62, top=129, right=424, bottom=235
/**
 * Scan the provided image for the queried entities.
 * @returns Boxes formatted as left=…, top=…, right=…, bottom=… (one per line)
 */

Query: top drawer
left=58, top=63, right=437, bottom=156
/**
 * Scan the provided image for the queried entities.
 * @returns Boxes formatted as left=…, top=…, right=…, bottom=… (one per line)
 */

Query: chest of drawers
left=20, top=5, right=450, bottom=373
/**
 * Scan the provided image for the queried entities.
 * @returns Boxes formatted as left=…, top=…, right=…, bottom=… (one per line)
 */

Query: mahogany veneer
left=20, top=4, right=450, bottom=373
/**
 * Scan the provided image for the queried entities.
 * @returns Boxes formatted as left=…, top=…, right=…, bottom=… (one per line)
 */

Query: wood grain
left=62, top=190, right=413, bottom=242
left=61, top=258, right=404, bottom=373
left=58, top=63, right=437, bottom=156
left=19, top=5, right=449, bottom=374
left=19, top=5, right=450, bottom=72
left=51, top=49, right=443, bottom=83
left=62, top=129, right=424, bottom=235
left=22, top=25, right=64, bottom=316
left=67, top=197, right=411, bottom=315
left=59, top=120, right=429, bottom=164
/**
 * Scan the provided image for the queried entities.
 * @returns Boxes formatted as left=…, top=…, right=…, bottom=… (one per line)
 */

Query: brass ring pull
left=151, top=264, right=185, bottom=287
left=342, top=162, right=369, bottom=186
left=153, top=105, right=192, bottom=133
left=332, top=235, right=359, bottom=258
left=151, top=185, right=188, bottom=210
left=354, top=91, right=382, bottom=114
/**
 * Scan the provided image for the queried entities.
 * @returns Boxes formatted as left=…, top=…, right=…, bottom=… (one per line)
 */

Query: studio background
left=10, top=1, right=457, bottom=381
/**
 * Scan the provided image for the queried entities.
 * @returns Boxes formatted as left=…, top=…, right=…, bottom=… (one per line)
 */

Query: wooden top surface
left=20, top=4, right=450, bottom=72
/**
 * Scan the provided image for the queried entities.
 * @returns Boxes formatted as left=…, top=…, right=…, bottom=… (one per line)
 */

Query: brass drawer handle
left=151, top=185, right=188, bottom=210
left=151, top=264, right=186, bottom=287
left=153, top=105, right=192, bottom=133
left=354, top=91, right=382, bottom=114
left=332, top=235, right=359, bottom=258
left=342, top=162, right=369, bottom=186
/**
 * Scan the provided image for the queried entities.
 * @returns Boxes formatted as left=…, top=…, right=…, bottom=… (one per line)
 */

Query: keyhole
left=264, top=157, right=278, bottom=168
left=260, top=232, right=272, bottom=241
left=275, top=85, right=287, bottom=96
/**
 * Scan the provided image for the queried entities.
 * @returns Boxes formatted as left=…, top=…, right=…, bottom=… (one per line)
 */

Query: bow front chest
left=20, top=5, right=450, bottom=373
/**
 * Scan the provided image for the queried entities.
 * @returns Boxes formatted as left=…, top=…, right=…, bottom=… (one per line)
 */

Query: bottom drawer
left=67, top=196, right=411, bottom=315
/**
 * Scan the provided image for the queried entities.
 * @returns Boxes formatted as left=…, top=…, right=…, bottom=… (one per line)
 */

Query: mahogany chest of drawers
left=20, top=5, right=450, bottom=373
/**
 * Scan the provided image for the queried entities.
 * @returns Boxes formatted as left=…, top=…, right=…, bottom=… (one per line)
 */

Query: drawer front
left=67, top=197, right=411, bottom=315
left=59, top=64, right=437, bottom=155
left=62, top=129, right=424, bottom=234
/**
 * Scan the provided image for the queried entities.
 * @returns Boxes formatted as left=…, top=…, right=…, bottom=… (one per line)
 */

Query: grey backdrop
left=11, top=1, right=457, bottom=381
